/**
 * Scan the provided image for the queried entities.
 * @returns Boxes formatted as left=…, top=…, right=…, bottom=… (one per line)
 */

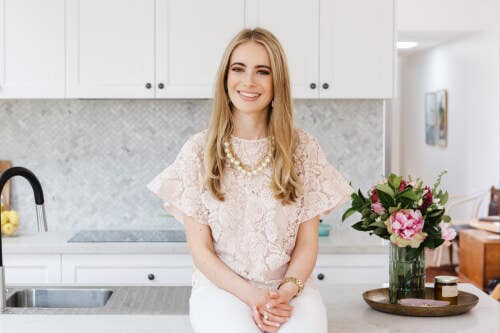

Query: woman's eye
left=258, top=70, right=270, bottom=75
left=232, top=67, right=243, bottom=72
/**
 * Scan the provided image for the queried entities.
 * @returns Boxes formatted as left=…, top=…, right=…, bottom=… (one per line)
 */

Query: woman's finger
left=252, top=305, right=279, bottom=333
left=264, top=305, right=292, bottom=318
left=259, top=308, right=289, bottom=324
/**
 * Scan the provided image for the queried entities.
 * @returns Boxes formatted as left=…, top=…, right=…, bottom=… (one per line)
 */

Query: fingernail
left=252, top=305, right=256, bottom=311
left=274, top=323, right=281, bottom=327
left=266, top=303, right=271, bottom=309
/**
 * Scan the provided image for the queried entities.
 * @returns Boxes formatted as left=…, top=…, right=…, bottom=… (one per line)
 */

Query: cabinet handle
left=147, top=273, right=155, bottom=281
left=310, top=83, right=317, bottom=90
left=145, top=83, right=152, bottom=89
left=317, top=273, right=324, bottom=281
left=322, top=83, right=329, bottom=90
left=158, top=83, right=165, bottom=89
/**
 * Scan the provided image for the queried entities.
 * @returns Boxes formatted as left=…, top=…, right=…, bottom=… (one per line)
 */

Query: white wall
left=399, top=30, right=499, bottom=210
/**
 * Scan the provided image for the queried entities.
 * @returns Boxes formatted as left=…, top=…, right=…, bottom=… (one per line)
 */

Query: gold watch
left=278, top=277, right=304, bottom=297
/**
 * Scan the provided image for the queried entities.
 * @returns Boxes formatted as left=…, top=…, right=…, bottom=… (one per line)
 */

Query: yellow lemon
left=6, top=210, right=19, bottom=226
left=1, top=211, right=10, bottom=226
left=1, top=222, right=16, bottom=236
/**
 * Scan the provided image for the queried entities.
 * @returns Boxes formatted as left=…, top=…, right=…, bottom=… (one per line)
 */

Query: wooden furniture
left=0, top=160, right=12, bottom=209
left=458, top=229, right=500, bottom=291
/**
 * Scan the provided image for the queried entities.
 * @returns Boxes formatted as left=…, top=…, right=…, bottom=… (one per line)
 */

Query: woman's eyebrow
left=230, top=62, right=271, bottom=70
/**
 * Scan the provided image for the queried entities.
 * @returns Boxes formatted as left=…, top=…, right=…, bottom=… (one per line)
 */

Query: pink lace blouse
left=147, top=129, right=353, bottom=290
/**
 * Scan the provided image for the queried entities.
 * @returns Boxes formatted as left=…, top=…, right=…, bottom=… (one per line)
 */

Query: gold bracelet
left=278, top=277, right=304, bottom=297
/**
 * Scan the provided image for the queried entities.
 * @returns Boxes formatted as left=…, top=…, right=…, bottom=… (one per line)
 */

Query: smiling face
left=226, top=41, right=274, bottom=116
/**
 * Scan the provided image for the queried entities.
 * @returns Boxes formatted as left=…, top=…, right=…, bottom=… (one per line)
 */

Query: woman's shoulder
left=179, top=129, right=208, bottom=159
left=293, top=128, right=320, bottom=153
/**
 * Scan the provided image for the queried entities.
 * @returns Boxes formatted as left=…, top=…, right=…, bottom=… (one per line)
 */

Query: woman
left=148, top=28, right=352, bottom=333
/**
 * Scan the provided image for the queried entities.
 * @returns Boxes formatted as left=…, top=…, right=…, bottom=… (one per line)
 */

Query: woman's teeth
left=238, top=91, right=261, bottom=100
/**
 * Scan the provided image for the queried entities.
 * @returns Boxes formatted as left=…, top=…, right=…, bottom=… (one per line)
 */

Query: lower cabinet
left=4, top=254, right=62, bottom=284
left=313, top=254, right=387, bottom=284
left=3, top=253, right=387, bottom=286
left=61, top=254, right=195, bottom=285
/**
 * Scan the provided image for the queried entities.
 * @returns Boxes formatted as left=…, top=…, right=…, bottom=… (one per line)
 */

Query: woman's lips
left=237, top=90, right=261, bottom=101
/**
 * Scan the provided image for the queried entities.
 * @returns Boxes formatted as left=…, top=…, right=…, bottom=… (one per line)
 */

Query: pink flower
left=439, top=222, right=457, bottom=245
left=385, top=209, right=427, bottom=248
left=371, top=202, right=386, bottom=215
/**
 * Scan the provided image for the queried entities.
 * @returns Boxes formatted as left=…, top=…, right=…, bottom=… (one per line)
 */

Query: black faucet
left=0, top=167, right=48, bottom=312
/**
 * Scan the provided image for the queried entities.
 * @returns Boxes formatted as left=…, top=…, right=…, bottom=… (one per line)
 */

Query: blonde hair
left=204, top=27, right=299, bottom=204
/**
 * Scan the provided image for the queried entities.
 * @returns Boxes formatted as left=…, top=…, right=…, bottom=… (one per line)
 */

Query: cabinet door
left=245, top=0, right=319, bottom=98
left=155, top=0, right=245, bottom=98
left=62, top=254, right=194, bottom=285
left=4, top=254, right=61, bottom=284
left=66, top=0, right=156, bottom=98
left=320, top=0, right=394, bottom=98
left=314, top=254, right=387, bottom=284
left=0, top=0, right=65, bottom=98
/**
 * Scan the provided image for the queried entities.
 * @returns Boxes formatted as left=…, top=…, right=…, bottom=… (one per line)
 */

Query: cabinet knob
left=158, top=83, right=165, bottom=89
left=310, top=83, right=317, bottom=90
left=322, top=83, right=329, bottom=90
left=147, top=273, right=155, bottom=281
left=145, top=83, right=152, bottom=89
left=317, top=273, right=324, bottom=281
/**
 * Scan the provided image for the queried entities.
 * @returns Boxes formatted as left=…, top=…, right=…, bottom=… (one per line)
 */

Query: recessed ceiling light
left=397, top=41, right=418, bottom=49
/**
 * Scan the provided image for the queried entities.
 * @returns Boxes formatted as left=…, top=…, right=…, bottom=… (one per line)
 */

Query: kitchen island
left=0, top=283, right=498, bottom=333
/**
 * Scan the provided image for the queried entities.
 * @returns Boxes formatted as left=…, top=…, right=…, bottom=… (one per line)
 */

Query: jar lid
left=435, top=275, right=458, bottom=283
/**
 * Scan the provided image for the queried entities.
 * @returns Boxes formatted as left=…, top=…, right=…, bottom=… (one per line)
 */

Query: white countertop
left=2, top=231, right=388, bottom=255
left=0, top=283, right=497, bottom=333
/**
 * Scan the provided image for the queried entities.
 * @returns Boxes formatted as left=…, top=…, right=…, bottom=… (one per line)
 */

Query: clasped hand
left=250, top=288, right=294, bottom=333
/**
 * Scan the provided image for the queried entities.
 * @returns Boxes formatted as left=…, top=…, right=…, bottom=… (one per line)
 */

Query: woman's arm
left=278, top=215, right=320, bottom=300
left=184, top=216, right=263, bottom=307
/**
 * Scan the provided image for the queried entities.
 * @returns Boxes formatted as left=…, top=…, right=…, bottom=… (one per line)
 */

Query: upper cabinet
left=320, top=0, right=394, bottom=98
left=156, top=0, right=245, bottom=98
left=246, top=0, right=394, bottom=99
left=0, top=0, right=65, bottom=98
left=66, top=0, right=156, bottom=98
left=66, top=0, right=244, bottom=98
left=245, top=0, right=319, bottom=98
left=0, top=0, right=394, bottom=99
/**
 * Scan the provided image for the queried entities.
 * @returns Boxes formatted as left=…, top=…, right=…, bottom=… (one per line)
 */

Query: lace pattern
left=148, top=129, right=353, bottom=290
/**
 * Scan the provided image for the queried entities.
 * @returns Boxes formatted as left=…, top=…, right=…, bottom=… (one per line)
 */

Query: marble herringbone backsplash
left=0, top=99, right=383, bottom=241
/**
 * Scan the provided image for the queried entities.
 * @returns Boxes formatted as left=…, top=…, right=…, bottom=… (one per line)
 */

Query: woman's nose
left=242, top=72, right=256, bottom=86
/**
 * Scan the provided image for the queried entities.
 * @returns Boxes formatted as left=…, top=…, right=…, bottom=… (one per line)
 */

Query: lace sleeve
left=296, top=133, right=353, bottom=224
left=147, top=137, right=209, bottom=225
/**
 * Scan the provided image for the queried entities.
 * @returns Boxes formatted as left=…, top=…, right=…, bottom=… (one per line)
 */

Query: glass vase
left=389, top=243, right=426, bottom=304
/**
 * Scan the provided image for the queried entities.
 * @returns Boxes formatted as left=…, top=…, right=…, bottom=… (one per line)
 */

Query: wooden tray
left=362, top=287, right=479, bottom=317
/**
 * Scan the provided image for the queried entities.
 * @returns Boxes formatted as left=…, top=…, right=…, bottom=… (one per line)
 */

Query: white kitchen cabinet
left=156, top=0, right=245, bottom=98
left=245, top=0, right=319, bottom=98
left=66, top=0, right=245, bottom=99
left=66, top=0, right=156, bottom=98
left=0, top=0, right=65, bottom=98
left=3, top=254, right=62, bottom=284
left=61, top=254, right=195, bottom=285
left=313, top=254, right=387, bottom=284
left=319, top=0, right=395, bottom=98
left=246, top=0, right=394, bottom=99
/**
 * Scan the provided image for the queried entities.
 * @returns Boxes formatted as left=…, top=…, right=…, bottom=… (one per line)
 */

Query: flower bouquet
left=342, top=171, right=456, bottom=303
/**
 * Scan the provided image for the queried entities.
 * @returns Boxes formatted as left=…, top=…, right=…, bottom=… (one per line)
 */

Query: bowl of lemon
left=1, top=204, right=19, bottom=237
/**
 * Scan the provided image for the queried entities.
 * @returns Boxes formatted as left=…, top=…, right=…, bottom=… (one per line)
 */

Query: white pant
left=189, top=271, right=328, bottom=333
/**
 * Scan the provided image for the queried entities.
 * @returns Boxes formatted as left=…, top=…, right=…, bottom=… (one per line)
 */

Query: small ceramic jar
left=434, top=275, right=458, bottom=305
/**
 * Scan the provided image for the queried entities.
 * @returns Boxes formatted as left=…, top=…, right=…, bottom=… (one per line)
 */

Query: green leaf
left=377, top=190, right=396, bottom=208
left=399, top=188, right=418, bottom=201
left=376, top=183, right=395, bottom=197
left=442, top=215, right=451, bottom=222
left=352, top=221, right=370, bottom=231
left=388, top=174, right=401, bottom=192
left=369, top=219, right=386, bottom=228
left=342, top=208, right=358, bottom=222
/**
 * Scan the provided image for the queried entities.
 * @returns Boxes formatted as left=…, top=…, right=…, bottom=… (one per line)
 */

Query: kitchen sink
left=6, top=288, right=113, bottom=308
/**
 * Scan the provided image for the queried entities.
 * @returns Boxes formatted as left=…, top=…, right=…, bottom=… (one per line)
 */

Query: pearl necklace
left=223, top=136, right=275, bottom=176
